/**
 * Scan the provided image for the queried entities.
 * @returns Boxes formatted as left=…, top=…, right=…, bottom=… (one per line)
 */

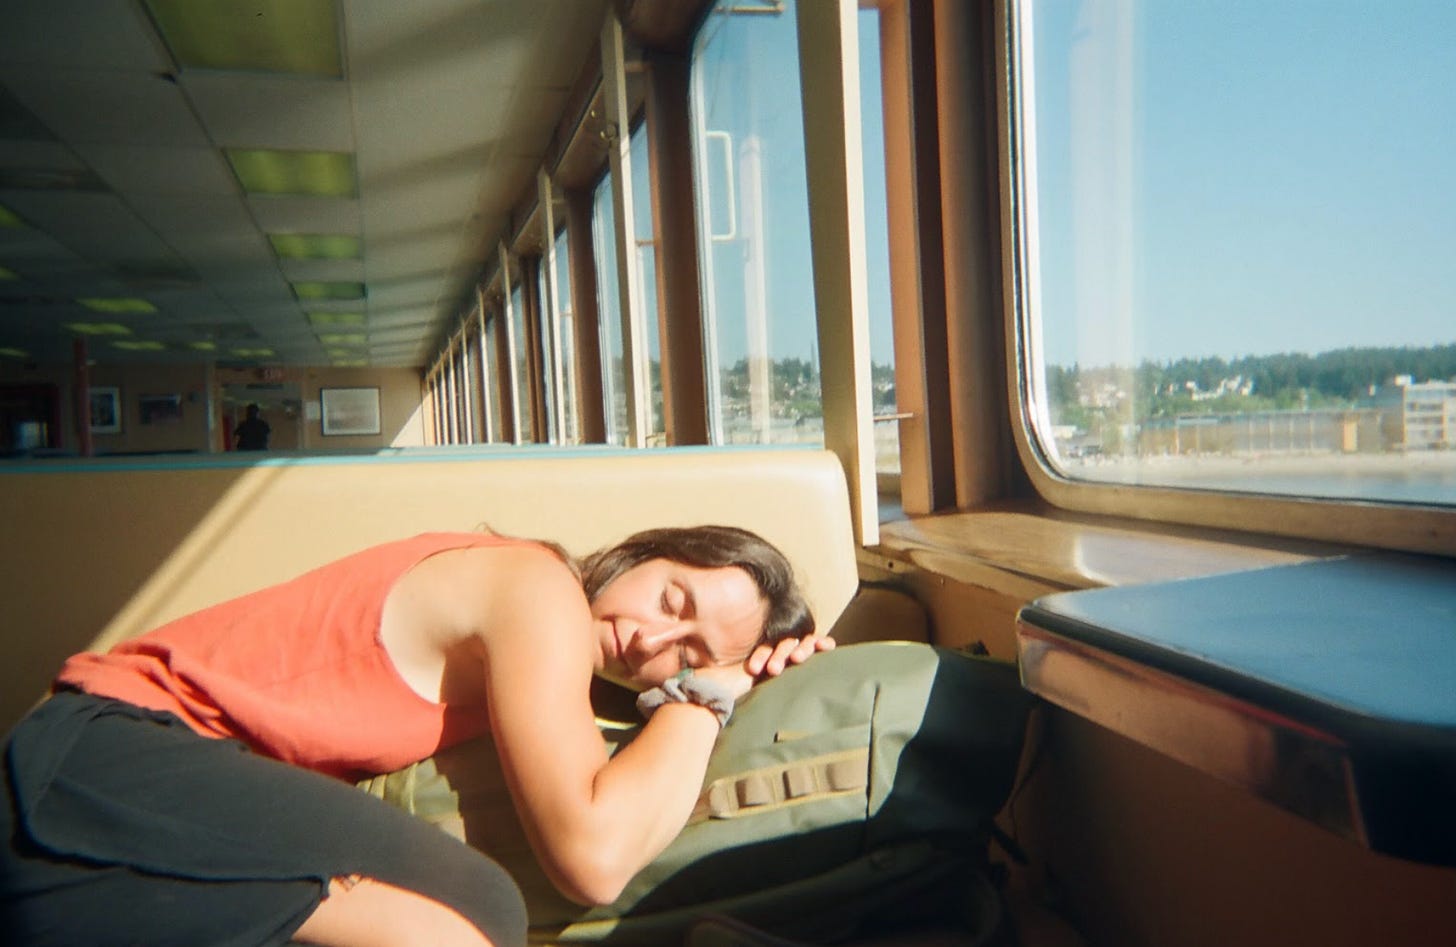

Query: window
left=859, top=6, right=898, bottom=476
left=592, top=172, right=629, bottom=446
left=535, top=262, right=559, bottom=442
left=691, top=1, right=821, bottom=446
left=508, top=281, right=531, bottom=442
left=629, top=122, right=666, bottom=445
left=1014, top=0, right=1456, bottom=507
left=465, top=332, right=484, bottom=443
left=552, top=226, right=580, bottom=443
left=481, top=313, right=504, bottom=442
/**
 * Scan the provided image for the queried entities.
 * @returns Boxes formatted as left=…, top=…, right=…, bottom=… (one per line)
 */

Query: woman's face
left=591, top=558, right=768, bottom=688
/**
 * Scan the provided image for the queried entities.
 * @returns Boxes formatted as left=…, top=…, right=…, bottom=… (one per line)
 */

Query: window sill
left=868, top=498, right=1345, bottom=595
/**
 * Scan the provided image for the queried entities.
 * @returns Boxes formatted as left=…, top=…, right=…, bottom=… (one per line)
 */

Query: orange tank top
left=55, top=532, right=528, bottom=780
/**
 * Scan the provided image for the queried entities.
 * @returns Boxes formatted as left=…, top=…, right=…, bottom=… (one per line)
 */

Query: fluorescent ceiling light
left=318, top=332, right=367, bottom=345
left=78, top=297, right=158, bottom=314
left=0, top=204, right=24, bottom=228
left=0, top=347, right=29, bottom=358
left=190, top=341, right=218, bottom=351
left=307, top=311, right=366, bottom=326
left=230, top=347, right=276, bottom=358
left=113, top=340, right=167, bottom=351
left=292, top=281, right=365, bottom=301
left=66, top=323, right=133, bottom=336
left=269, top=233, right=361, bottom=260
left=144, top=0, right=342, bottom=77
left=227, top=149, right=356, bottom=197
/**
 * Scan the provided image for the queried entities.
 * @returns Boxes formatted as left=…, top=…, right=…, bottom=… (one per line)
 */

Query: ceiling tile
left=0, top=70, right=209, bottom=148
left=0, top=190, right=182, bottom=272
left=0, top=142, right=80, bottom=171
left=77, top=144, right=238, bottom=197
left=247, top=195, right=362, bottom=234
left=184, top=74, right=355, bottom=151
left=0, top=1, right=171, bottom=71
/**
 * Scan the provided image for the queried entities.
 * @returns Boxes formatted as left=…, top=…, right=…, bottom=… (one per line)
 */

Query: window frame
left=994, top=0, right=1456, bottom=556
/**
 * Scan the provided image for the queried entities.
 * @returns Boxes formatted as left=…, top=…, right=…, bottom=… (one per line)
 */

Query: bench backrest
left=0, top=447, right=858, bottom=728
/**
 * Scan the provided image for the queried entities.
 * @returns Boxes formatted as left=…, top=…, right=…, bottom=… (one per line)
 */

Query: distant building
left=1137, top=409, right=1383, bottom=456
left=1370, top=379, right=1456, bottom=450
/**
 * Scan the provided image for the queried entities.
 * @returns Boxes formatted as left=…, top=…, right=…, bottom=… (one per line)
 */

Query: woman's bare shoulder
left=387, top=541, right=584, bottom=642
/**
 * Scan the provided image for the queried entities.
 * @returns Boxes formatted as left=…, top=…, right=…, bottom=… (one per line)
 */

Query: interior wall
left=215, top=365, right=427, bottom=450
left=0, top=360, right=426, bottom=454
left=1, top=361, right=213, bottom=455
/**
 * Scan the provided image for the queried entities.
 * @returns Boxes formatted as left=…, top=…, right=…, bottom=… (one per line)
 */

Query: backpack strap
left=688, top=747, right=869, bottom=824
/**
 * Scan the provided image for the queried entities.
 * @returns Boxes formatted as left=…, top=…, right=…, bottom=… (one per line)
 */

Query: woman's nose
left=629, top=620, right=686, bottom=655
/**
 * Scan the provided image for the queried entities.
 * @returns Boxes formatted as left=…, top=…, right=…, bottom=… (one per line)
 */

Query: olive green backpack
left=358, top=642, right=1032, bottom=945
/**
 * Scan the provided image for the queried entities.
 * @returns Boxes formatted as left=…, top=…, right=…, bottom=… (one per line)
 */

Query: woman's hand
left=691, top=662, right=756, bottom=700
left=745, top=633, right=836, bottom=680
left=693, top=634, right=836, bottom=700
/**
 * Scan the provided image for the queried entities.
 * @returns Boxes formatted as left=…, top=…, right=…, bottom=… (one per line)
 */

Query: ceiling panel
left=0, top=70, right=209, bottom=149
left=184, top=74, right=355, bottom=152
left=0, top=141, right=79, bottom=172
left=0, top=1, right=170, bottom=71
left=77, top=144, right=238, bottom=198
left=245, top=195, right=363, bottom=235
left=0, top=190, right=184, bottom=274
left=0, top=0, right=611, bottom=370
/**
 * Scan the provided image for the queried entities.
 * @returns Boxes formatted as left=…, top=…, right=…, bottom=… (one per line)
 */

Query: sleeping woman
left=0, top=525, right=831, bottom=947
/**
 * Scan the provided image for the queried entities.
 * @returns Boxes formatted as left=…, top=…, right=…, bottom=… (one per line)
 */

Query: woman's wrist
left=636, top=669, right=735, bottom=728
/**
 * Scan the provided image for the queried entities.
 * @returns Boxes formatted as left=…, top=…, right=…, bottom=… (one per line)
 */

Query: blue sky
left=692, top=5, right=894, bottom=366
left=1029, top=0, right=1456, bottom=367
left=689, top=1, right=1456, bottom=373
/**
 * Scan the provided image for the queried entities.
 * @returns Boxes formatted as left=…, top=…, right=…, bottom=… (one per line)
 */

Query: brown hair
left=578, top=525, right=815, bottom=646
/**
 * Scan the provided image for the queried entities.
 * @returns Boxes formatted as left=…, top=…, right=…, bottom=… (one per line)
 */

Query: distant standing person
left=235, top=403, right=271, bottom=451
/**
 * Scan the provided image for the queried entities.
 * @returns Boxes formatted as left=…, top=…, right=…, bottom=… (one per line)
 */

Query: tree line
left=1047, top=344, right=1456, bottom=427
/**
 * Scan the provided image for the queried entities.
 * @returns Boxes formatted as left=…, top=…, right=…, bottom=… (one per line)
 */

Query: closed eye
left=662, top=582, right=688, bottom=617
left=678, top=636, right=717, bottom=670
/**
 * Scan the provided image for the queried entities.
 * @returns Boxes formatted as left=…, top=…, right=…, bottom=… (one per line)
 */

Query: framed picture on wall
left=139, top=393, right=182, bottom=424
left=89, top=386, right=121, bottom=434
left=320, top=386, right=381, bottom=436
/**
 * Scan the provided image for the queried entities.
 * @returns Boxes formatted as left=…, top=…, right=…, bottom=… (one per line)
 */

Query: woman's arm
left=470, top=548, right=740, bottom=906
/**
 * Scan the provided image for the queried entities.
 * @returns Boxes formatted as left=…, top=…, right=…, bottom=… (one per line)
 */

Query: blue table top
left=1020, top=552, right=1456, bottom=734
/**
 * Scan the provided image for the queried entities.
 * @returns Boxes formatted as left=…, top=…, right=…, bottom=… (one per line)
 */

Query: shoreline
left=1059, top=451, right=1456, bottom=502
left=1063, top=450, right=1456, bottom=477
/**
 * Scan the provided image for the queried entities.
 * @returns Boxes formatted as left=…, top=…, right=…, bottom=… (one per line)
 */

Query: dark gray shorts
left=2, top=691, right=526, bottom=947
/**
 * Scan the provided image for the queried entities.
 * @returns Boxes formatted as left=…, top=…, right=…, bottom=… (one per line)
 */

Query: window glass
left=443, top=356, right=459, bottom=443
left=536, top=263, right=558, bottom=442
left=592, top=173, right=629, bottom=445
left=859, top=8, right=898, bottom=476
left=553, top=226, right=580, bottom=443
left=455, top=347, right=471, bottom=442
left=429, top=376, right=442, bottom=444
left=509, top=281, right=531, bottom=442
left=1016, top=0, right=1456, bottom=506
left=482, top=313, right=504, bottom=442
left=630, top=122, right=666, bottom=444
left=691, top=0, right=821, bottom=446
left=465, top=333, right=484, bottom=443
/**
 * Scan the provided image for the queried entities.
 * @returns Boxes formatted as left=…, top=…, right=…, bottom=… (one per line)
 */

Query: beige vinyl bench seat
left=2, top=446, right=879, bottom=728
